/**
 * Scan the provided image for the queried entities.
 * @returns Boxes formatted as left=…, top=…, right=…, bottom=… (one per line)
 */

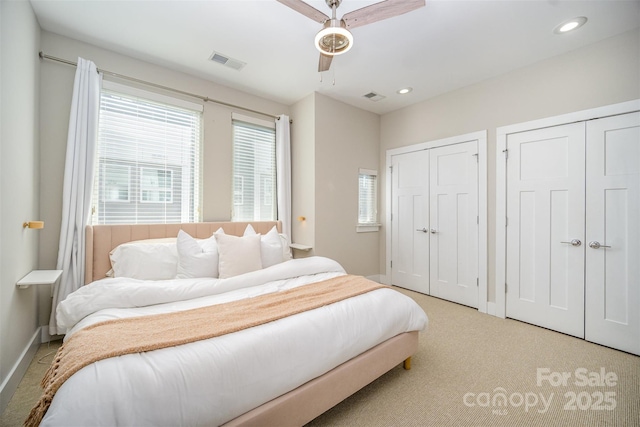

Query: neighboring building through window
left=358, top=168, right=380, bottom=232
left=140, top=168, right=173, bottom=203
left=92, top=81, right=202, bottom=224
left=232, top=115, right=276, bottom=221
left=103, top=164, right=131, bottom=202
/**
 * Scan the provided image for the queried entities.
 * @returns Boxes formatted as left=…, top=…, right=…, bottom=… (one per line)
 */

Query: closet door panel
left=429, top=141, right=479, bottom=308
left=390, top=150, right=430, bottom=294
left=585, top=112, right=640, bottom=355
left=505, top=122, right=585, bottom=337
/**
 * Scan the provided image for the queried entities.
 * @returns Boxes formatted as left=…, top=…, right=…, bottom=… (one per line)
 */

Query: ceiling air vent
left=363, top=91, right=386, bottom=102
left=209, top=51, right=246, bottom=71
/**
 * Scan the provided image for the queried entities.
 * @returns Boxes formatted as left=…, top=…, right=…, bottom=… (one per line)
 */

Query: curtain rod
left=39, top=52, right=286, bottom=121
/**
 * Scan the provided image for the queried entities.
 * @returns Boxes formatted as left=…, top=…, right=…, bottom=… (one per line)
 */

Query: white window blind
left=232, top=118, right=276, bottom=221
left=358, top=169, right=378, bottom=225
left=92, top=86, right=202, bottom=224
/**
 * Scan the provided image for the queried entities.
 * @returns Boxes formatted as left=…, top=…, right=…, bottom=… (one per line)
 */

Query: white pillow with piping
left=176, top=230, right=219, bottom=279
left=244, top=224, right=285, bottom=268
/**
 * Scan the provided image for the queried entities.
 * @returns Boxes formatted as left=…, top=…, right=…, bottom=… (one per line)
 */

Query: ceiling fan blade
left=342, top=0, right=425, bottom=29
left=318, top=53, right=333, bottom=72
left=276, top=0, right=329, bottom=24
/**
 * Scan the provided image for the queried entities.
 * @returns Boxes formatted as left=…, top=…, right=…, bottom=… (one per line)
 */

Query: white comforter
left=42, top=257, right=428, bottom=426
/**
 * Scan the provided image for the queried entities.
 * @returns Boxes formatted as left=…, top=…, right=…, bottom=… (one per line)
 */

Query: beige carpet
left=2, top=288, right=638, bottom=426
left=307, top=288, right=640, bottom=426
left=1, top=340, right=61, bottom=427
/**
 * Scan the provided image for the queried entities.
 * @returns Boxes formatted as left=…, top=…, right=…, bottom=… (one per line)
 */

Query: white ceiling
left=30, top=0, right=640, bottom=115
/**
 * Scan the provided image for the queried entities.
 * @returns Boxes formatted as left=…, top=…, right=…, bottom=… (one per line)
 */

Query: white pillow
left=176, top=230, right=219, bottom=279
left=109, top=238, right=178, bottom=280
left=279, top=233, right=293, bottom=261
left=215, top=232, right=262, bottom=279
left=244, top=224, right=285, bottom=268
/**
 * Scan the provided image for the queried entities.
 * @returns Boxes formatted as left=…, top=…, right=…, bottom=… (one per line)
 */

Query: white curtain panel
left=275, top=115, right=291, bottom=246
left=50, top=58, right=102, bottom=335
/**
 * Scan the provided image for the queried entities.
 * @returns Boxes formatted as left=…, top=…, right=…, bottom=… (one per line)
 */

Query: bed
left=30, top=221, right=428, bottom=426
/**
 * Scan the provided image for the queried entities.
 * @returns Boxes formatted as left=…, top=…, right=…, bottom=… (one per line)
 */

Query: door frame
left=495, top=99, right=640, bottom=319
left=384, top=130, right=488, bottom=313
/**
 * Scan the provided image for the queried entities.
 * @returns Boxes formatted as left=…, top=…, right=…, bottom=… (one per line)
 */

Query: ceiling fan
left=277, top=0, right=425, bottom=72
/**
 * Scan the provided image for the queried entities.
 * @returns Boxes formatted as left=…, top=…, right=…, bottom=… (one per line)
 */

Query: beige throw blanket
left=26, top=274, right=386, bottom=426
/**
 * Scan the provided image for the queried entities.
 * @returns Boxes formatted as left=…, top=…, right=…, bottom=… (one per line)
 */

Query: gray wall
left=0, top=0, right=42, bottom=412
left=379, top=28, right=640, bottom=303
left=290, top=92, right=381, bottom=277
left=290, top=93, right=315, bottom=252
left=314, top=93, right=380, bottom=275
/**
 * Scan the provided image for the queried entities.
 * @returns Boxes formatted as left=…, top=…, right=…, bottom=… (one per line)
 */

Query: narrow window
left=231, top=116, right=276, bottom=221
left=358, top=168, right=380, bottom=232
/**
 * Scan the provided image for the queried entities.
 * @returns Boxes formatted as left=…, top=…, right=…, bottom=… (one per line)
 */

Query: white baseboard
left=0, top=329, right=40, bottom=414
left=378, top=274, right=389, bottom=285
left=487, top=302, right=497, bottom=316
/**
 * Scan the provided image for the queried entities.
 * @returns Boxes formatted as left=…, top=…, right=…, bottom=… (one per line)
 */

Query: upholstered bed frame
left=84, top=221, right=419, bottom=426
left=85, top=221, right=282, bottom=284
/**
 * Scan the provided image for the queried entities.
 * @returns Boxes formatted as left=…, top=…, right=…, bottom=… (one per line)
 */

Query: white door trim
left=495, top=99, right=640, bottom=319
left=385, top=130, right=488, bottom=313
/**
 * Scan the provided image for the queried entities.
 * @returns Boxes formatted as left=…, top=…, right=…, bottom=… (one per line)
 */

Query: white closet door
left=585, top=112, right=640, bottom=355
left=506, top=122, right=586, bottom=338
left=429, top=142, right=479, bottom=307
left=391, top=150, right=430, bottom=294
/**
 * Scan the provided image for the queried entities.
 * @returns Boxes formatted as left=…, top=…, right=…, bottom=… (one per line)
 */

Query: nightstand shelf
left=290, top=243, right=312, bottom=252
left=17, top=270, right=62, bottom=289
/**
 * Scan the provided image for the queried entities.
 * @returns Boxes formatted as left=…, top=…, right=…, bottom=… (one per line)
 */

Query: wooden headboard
left=85, top=221, right=281, bottom=284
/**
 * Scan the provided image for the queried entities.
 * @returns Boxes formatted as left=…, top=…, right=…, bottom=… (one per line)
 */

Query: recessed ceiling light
left=554, top=16, right=588, bottom=34
left=397, top=87, right=413, bottom=95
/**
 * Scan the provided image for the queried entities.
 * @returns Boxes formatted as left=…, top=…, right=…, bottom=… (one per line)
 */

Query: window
left=104, top=164, right=131, bottom=202
left=140, top=168, right=173, bottom=203
left=233, top=175, right=244, bottom=206
left=358, top=168, right=380, bottom=232
left=92, top=81, right=202, bottom=224
left=232, top=116, right=276, bottom=221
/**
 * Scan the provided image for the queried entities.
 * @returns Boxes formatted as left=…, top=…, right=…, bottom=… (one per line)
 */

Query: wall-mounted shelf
left=290, top=243, right=312, bottom=252
left=17, top=270, right=62, bottom=289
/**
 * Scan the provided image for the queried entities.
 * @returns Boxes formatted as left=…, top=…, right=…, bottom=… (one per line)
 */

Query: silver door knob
left=560, top=239, right=582, bottom=247
left=416, top=228, right=427, bottom=233
left=589, top=241, right=611, bottom=249
left=430, top=228, right=437, bottom=234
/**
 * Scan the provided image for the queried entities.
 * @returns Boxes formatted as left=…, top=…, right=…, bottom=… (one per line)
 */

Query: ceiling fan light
left=315, top=20, right=353, bottom=56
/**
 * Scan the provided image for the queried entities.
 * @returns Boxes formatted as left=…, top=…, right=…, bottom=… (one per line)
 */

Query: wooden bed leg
left=403, top=357, right=411, bottom=370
